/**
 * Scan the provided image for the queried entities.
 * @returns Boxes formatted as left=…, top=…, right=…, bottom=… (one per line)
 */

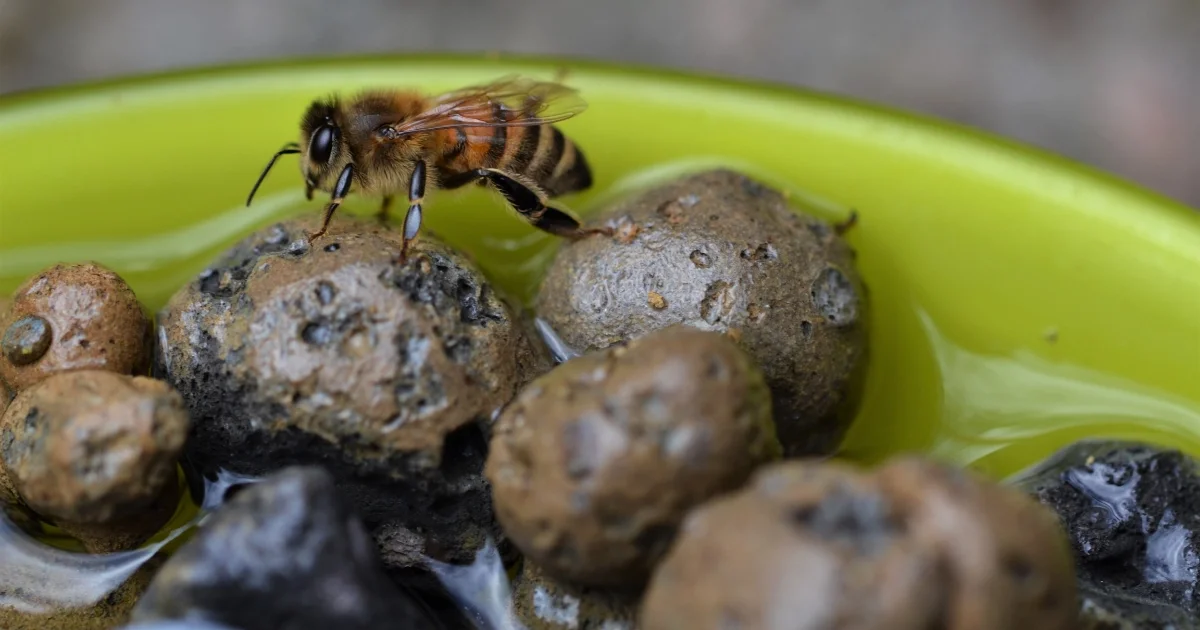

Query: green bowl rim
left=0, top=50, right=1195, bottom=222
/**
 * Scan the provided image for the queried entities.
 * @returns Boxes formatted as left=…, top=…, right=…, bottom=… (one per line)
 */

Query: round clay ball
left=0, top=371, right=188, bottom=550
left=640, top=457, right=1078, bottom=630
left=0, top=372, right=9, bottom=418
left=156, top=214, right=551, bottom=568
left=535, top=169, right=867, bottom=457
left=487, top=324, right=781, bottom=587
left=0, top=298, right=10, bottom=412
left=0, top=263, right=151, bottom=392
left=512, top=560, right=639, bottom=630
left=640, top=459, right=943, bottom=630
left=878, top=457, right=1080, bottom=629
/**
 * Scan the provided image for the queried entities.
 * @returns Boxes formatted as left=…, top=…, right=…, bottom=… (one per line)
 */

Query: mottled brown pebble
left=0, top=263, right=151, bottom=392
left=488, top=325, right=780, bottom=587
left=0, top=298, right=9, bottom=415
left=640, top=457, right=1078, bottom=630
left=0, top=371, right=188, bottom=552
left=512, top=560, right=640, bottom=630
left=157, top=214, right=550, bottom=569
left=536, top=169, right=868, bottom=457
left=880, top=457, right=1080, bottom=630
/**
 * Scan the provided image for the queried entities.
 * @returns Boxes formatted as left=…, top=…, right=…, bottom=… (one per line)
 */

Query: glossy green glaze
left=1, top=54, right=1197, bottom=478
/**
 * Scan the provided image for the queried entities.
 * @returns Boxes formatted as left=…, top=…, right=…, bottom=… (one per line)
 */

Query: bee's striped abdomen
left=438, top=118, right=592, bottom=198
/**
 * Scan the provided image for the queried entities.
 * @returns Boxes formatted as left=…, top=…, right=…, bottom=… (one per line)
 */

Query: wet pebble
left=1011, top=440, right=1200, bottom=628
left=536, top=169, right=868, bottom=457
left=487, top=325, right=781, bottom=587
left=0, top=263, right=151, bottom=392
left=2, top=315, right=52, bottom=367
left=512, top=560, right=639, bottom=630
left=131, top=466, right=443, bottom=630
left=640, top=456, right=1078, bottom=630
left=0, top=370, right=188, bottom=552
left=156, top=215, right=551, bottom=569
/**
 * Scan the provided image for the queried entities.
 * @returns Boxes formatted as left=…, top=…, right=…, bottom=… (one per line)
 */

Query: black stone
left=1012, top=440, right=1200, bottom=629
left=131, top=467, right=444, bottom=630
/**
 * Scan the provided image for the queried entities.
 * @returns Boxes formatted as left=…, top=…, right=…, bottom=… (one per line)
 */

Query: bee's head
left=245, top=97, right=356, bottom=209
left=298, top=99, right=351, bottom=198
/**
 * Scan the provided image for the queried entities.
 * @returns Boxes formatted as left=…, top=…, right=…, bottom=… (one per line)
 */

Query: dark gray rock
left=131, top=466, right=444, bottom=630
left=1012, top=440, right=1200, bottom=629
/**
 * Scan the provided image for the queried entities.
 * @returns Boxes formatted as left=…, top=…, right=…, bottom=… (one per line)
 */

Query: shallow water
left=426, top=540, right=524, bottom=630
left=0, top=469, right=259, bottom=615
left=2, top=159, right=1199, bottom=624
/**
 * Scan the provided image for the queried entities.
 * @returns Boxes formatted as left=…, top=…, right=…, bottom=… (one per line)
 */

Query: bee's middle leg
left=398, top=161, right=427, bottom=262
left=377, top=195, right=394, bottom=224
left=473, top=168, right=611, bottom=240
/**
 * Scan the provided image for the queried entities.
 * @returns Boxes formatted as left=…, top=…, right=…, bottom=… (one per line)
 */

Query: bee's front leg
left=309, top=163, right=354, bottom=242
left=399, top=160, right=427, bottom=263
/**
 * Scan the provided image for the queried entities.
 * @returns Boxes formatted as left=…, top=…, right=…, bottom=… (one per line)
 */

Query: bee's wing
left=384, top=75, right=587, bottom=137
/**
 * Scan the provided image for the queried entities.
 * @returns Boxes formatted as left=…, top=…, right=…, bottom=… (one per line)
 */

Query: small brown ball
left=0, top=375, right=9, bottom=419
left=487, top=325, right=781, bottom=587
left=512, top=560, right=640, bottom=630
left=0, top=263, right=151, bottom=392
left=0, top=297, right=12, bottom=415
left=640, top=457, right=1078, bottom=630
left=535, top=169, right=868, bottom=457
left=879, top=457, right=1081, bottom=629
left=0, top=371, right=189, bottom=551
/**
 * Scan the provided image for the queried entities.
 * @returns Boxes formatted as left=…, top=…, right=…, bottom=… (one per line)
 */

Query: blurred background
left=1, top=0, right=1197, bottom=208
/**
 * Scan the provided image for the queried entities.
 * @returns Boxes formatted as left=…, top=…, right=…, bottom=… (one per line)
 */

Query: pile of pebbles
left=0, top=169, right=1191, bottom=629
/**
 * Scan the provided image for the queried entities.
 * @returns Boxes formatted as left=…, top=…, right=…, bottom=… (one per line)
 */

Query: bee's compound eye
left=310, top=125, right=336, bottom=164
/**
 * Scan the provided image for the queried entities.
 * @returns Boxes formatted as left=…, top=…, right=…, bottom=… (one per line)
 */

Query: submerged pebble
left=1012, top=440, right=1200, bottom=628
left=487, top=325, right=781, bottom=587
left=131, top=466, right=443, bottom=630
left=0, top=370, right=188, bottom=552
left=512, top=560, right=640, bottom=630
left=0, top=263, right=151, bottom=391
left=156, top=215, right=550, bottom=569
left=536, top=169, right=868, bottom=457
left=640, top=456, right=1078, bottom=630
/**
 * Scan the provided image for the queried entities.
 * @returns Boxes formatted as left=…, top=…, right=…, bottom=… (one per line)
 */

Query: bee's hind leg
left=477, top=168, right=611, bottom=240
left=834, top=210, right=859, bottom=235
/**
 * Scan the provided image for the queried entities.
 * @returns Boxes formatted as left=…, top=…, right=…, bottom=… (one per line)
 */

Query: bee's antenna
left=246, top=142, right=301, bottom=206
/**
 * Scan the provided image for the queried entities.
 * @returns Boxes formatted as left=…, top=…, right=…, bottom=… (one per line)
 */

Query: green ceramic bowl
left=1, top=54, right=1198, bottom=479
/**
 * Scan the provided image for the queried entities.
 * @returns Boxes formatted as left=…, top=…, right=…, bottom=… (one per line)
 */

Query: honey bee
left=245, top=75, right=611, bottom=259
